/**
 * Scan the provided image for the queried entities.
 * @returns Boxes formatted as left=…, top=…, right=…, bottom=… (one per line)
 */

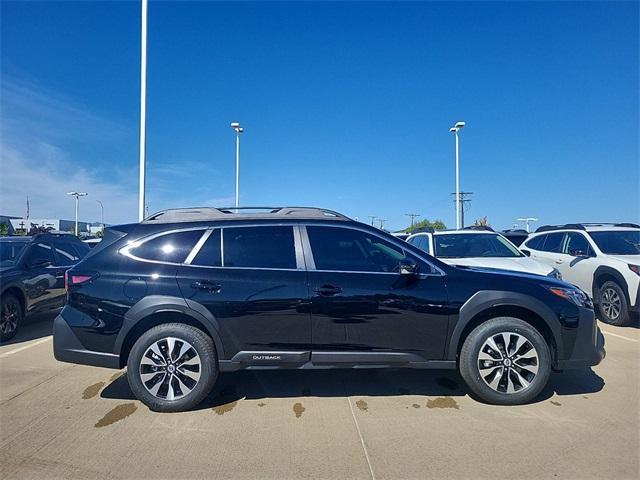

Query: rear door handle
left=314, top=285, right=342, bottom=297
left=191, top=280, right=222, bottom=293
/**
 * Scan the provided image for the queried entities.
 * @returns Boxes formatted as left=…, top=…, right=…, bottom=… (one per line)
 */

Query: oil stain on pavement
left=426, top=397, right=460, bottom=410
left=293, top=402, right=305, bottom=418
left=95, top=403, right=137, bottom=428
left=211, top=385, right=239, bottom=415
left=82, top=382, right=105, bottom=400
left=412, top=404, right=421, bottom=409
left=109, top=371, right=125, bottom=382
left=213, top=401, right=238, bottom=415
left=550, top=400, right=562, bottom=406
left=355, top=400, right=368, bottom=412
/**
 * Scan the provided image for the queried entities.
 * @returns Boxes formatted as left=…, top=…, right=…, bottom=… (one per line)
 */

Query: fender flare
left=592, top=266, right=630, bottom=304
left=113, top=295, right=225, bottom=359
left=446, top=291, right=562, bottom=361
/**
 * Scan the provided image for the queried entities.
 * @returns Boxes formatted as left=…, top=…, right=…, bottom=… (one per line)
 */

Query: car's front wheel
left=459, top=317, right=551, bottom=405
left=127, top=323, right=218, bottom=412
left=1, top=293, right=22, bottom=342
left=597, top=281, right=630, bottom=326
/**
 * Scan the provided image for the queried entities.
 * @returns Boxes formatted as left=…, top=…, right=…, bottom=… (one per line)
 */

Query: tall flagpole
left=138, top=0, right=148, bottom=221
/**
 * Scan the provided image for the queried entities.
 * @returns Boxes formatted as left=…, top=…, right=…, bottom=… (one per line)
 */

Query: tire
left=597, top=281, right=630, bottom=326
left=127, top=323, right=218, bottom=412
left=459, top=317, right=551, bottom=405
left=1, top=294, right=23, bottom=342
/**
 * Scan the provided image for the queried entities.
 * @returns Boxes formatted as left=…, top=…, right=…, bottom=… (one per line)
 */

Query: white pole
left=75, top=195, right=79, bottom=237
left=138, top=0, right=148, bottom=222
left=235, top=132, right=240, bottom=210
left=455, top=131, right=460, bottom=230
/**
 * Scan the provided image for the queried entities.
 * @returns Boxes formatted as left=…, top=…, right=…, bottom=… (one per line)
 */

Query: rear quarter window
left=128, top=230, right=205, bottom=263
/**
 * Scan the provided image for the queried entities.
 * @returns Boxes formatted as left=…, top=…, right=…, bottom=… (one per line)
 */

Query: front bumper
left=555, top=308, right=606, bottom=370
left=53, top=314, right=120, bottom=369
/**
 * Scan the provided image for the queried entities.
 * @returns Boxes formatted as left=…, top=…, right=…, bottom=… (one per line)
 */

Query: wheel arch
left=447, top=291, right=561, bottom=364
left=1, top=286, right=26, bottom=314
left=115, top=295, right=225, bottom=368
left=593, top=266, right=630, bottom=304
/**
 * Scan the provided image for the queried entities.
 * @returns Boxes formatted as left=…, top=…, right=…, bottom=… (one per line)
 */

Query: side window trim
left=300, top=224, right=444, bottom=276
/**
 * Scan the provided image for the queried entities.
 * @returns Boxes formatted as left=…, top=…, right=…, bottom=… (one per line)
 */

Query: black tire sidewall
left=0, top=294, right=22, bottom=342
left=597, top=281, right=630, bottom=326
left=459, top=317, right=551, bottom=405
left=127, top=323, right=218, bottom=412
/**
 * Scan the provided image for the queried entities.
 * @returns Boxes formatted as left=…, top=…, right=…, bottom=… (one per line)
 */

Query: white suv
left=406, top=228, right=560, bottom=278
left=520, top=223, right=640, bottom=326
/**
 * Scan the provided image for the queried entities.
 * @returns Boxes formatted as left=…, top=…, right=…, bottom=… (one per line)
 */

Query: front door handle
left=314, top=285, right=342, bottom=297
left=555, top=259, right=563, bottom=264
left=191, top=280, right=222, bottom=293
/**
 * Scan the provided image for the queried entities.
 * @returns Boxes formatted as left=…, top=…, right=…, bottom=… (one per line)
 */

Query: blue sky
left=1, top=1, right=638, bottom=231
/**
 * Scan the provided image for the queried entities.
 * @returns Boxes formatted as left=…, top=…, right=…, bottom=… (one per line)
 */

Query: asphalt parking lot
left=1, top=315, right=638, bottom=480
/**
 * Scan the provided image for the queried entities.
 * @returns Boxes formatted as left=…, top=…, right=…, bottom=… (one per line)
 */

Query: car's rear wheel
left=0, top=294, right=22, bottom=342
left=127, top=323, right=218, bottom=412
left=459, top=317, right=551, bottom=405
left=597, top=281, right=630, bottom=326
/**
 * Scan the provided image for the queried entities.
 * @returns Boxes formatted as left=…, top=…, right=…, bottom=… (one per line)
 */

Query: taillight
left=66, top=272, right=94, bottom=292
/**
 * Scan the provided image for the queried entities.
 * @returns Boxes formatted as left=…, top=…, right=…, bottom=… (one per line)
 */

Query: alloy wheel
left=477, top=332, right=539, bottom=394
left=139, top=337, right=202, bottom=400
left=1, top=301, right=19, bottom=336
left=601, top=288, right=621, bottom=320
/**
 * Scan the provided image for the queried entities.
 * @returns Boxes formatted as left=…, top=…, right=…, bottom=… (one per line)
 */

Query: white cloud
left=0, top=76, right=138, bottom=224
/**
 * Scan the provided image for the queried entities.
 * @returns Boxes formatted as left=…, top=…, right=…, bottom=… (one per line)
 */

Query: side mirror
left=399, top=257, right=419, bottom=275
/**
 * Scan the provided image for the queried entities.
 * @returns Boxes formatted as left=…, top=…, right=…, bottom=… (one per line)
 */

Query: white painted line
left=601, top=330, right=638, bottom=343
left=346, top=397, right=376, bottom=480
left=0, top=337, right=52, bottom=358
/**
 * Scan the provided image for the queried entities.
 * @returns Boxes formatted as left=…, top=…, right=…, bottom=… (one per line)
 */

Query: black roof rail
left=614, top=222, right=640, bottom=228
left=462, top=225, right=495, bottom=232
left=501, top=229, right=529, bottom=234
left=535, top=224, right=586, bottom=233
left=142, top=206, right=351, bottom=224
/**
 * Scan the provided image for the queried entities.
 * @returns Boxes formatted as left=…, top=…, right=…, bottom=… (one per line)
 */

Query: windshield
left=434, top=234, right=523, bottom=258
left=0, top=242, right=27, bottom=267
left=589, top=231, right=640, bottom=255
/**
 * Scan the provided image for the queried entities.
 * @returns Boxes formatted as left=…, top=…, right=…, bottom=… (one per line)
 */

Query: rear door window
left=524, top=234, right=545, bottom=250
left=541, top=232, right=565, bottom=253
left=191, top=229, right=222, bottom=267
left=223, top=226, right=297, bottom=269
left=129, top=230, right=205, bottom=263
left=563, top=232, right=593, bottom=256
left=24, top=242, right=54, bottom=267
left=53, top=242, right=82, bottom=265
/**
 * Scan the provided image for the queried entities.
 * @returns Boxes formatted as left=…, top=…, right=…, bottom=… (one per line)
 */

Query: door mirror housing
left=399, top=257, right=419, bottom=275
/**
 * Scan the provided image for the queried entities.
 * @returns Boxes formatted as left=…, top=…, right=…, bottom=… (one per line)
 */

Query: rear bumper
left=53, top=314, right=120, bottom=369
left=555, top=308, right=606, bottom=370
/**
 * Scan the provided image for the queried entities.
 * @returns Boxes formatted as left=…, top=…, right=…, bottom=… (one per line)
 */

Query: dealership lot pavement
left=1, top=316, right=638, bottom=480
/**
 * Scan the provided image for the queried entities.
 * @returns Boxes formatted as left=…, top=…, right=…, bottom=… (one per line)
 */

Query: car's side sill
left=218, top=350, right=455, bottom=372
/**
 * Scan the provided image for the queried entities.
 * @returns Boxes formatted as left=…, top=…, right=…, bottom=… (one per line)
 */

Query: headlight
left=547, top=268, right=562, bottom=280
left=545, top=285, right=593, bottom=308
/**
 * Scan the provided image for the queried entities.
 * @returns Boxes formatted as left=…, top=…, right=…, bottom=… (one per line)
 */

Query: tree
left=96, top=229, right=104, bottom=238
left=405, top=218, right=447, bottom=233
left=473, top=216, right=489, bottom=227
left=0, top=223, right=8, bottom=236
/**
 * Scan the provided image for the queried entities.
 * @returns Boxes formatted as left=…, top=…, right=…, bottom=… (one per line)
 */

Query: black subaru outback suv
left=54, top=207, right=604, bottom=411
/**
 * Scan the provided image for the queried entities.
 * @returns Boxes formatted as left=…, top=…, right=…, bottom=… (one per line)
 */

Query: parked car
left=501, top=229, right=530, bottom=247
left=54, top=207, right=604, bottom=412
left=520, top=223, right=640, bottom=326
left=1, top=233, right=90, bottom=341
left=406, top=228, right=560, bottom=278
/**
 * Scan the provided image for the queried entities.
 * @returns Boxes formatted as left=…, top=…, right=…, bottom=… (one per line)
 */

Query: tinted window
left=541, top=232, right=564, bottom=253
left=434, top=234, right=522, bottom=258
left=24, top=242, right=54, bottom=267
left=411, top=235, right=430, bottom=253
left=131, top=230, right=204, bottom=263
left=191, top=229, right=222, bottom=267
left=563, top=232, right=592, bottom=256
left=589, top=230, right=640, bottom=255
left=0, top=242, right=27, bottom=266
left=223, top=226, right=296, bottom=269
left=525, top=234, right=545, bottom=250
left=53, top=242, right=82, bottom=265
left=307, top=226, right=406, bottom=273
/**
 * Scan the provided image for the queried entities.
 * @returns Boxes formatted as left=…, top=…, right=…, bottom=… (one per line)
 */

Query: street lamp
left=231, top=122, right=244, bottom=210
left=517, top=217, right=539, bottom=233
left=449, top=121, right=466, bottom=230
left=96, top=200, right=105, bottom=234
left=67, top=192, right=88, bottom=236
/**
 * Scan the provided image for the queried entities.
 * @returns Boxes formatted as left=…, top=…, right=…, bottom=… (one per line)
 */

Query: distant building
left=7, top=217, right=92, bottom=236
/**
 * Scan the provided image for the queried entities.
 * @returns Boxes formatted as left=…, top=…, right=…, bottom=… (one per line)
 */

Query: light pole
left=449, top=121, right=466, bottom=230
left=96, top=200, right=104, bottom=234
left=517, top=217, right=539, bottom=233
left=368, top=215, right=377, bottom=226
left=138, top=0, right=148, bottom=222
left=67, top=192, right=88, bottom=236
left=231, top=122, right=244, bottom=210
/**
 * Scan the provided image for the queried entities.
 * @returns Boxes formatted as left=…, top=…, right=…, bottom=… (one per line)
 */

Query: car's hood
left=440, top=256, right=553, bottom=276
left=607, top=254, right=640, bottom=265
